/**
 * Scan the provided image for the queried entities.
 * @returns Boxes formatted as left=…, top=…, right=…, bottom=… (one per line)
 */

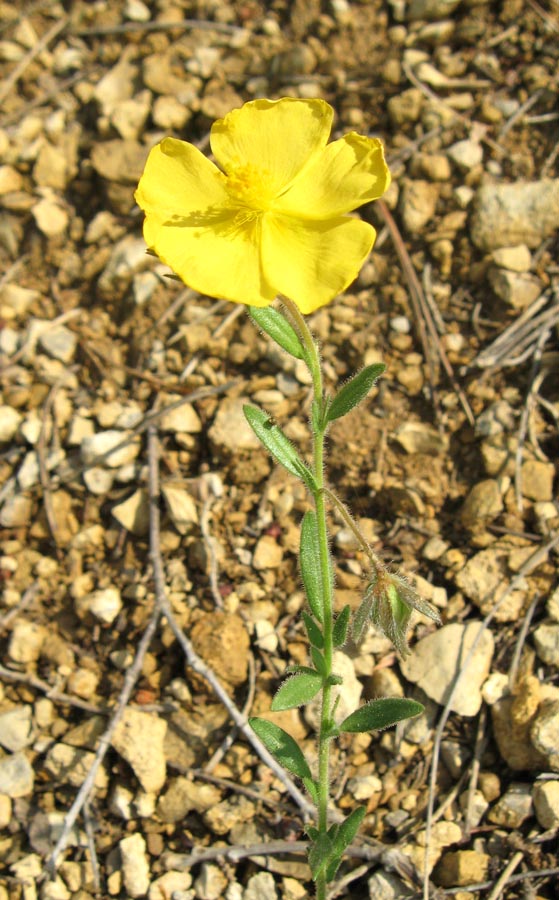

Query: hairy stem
left=281, top=298, right=333, bottom=900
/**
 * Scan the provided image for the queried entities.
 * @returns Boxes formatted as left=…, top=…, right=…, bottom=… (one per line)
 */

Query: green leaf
left=300, top=510, right=326, bottom=623
left=285, top=664, right=319, bottom=676
left=243, top=405, right=315, bottom=491
left=249, top=717, right=312, bottom=780
left=249, top=307, right=306, bottom=360
left=311, top=646, right=326, bottom=677
left=325, top=806, right=366, bottom=881
left=339, top=698, right=424, bottom=734
left=308, top=832, right=333, bottom=880
left=352, top=587, right=374, bottom=643
left=303, top=777, right=319, bottom=805
left=326, top=673, right=343, bottom=686
left=333, top=604, right=351, bottom=647
left=325, top=364, right=385, bottom=424
left=271, top=672, right=323, bottom=711
left=302, top=611, right=324, bottom=649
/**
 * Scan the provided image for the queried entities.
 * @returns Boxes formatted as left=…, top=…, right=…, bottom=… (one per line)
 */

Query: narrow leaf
left=249, top=307, right=306, bottom=360
left=249, top=717, right=312, bottom=780
left=311, top=646, right=326, bottom=677
left=333, top=604, right=351, bottom=647
left=352, top=587, right=374, bottom=643
left=326, top=364, right=385, bottom=423
left=271, top=672, right=323, bottom=711
left=339, top=698, right=424, bottom=734
left=243, top=405, right=314, bottom=487
left=309, top=832, right=333, bottom=879
left=300, top=510, right=324, bottom=623
left=302, top=611, right=324, bottom=649
left=285, top=664, right=319, bottom=676
left=303, top=777, right=319, bottom=805
left=325, top=806, right=366, bottom=882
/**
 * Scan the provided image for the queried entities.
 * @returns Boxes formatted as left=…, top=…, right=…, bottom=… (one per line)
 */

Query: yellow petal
left=274, top=133, right=391, bottom=219
left=135, top=138, right=229, bottom=220
left=143, top=213, right=276, bottom=307
left=261, top=213, right=376, bottom=314
left=210, top=98, right=333, bottom=196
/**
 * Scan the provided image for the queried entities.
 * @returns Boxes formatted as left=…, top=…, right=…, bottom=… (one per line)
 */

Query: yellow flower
left=135, top=97, right=390, bottom=314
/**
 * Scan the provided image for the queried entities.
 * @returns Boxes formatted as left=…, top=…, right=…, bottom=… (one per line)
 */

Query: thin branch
left=0, top=583, right=40, bottom=633
left=146, top=425, right=315, bottom=819
left=486, top=851, right=524, bottom=900
left=45, top=604, right=161, bottom=873
left=0, top=14, right=69, bottom=106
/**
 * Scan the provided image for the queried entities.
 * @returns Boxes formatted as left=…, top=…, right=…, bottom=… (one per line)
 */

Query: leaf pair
left=308, top=806, right=365, bottom=882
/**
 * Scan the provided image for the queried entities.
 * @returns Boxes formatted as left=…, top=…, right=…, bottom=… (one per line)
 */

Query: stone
left=148, top=872, right=193, bottom=900
left=455, top=548, right=525, bottom=621
left=8, top=619, right=47, bottom=663
left=111, top=708, right=167, bottom=793
left=0, top=751, right=34, bottom=797
left=83, top=467, right=114, bottom=495
left=531, top=700, right=559, bottom=771
left=111, top=92, right=151, bottom=141
left=157, top=777, right=220, bottom=824
left=0, top=706, right=34, bottom=752
left=0, top=406, right=22, bottom=442
left=208, top=396, right=260, bottom=452
left=0, top=165, right=23, bottom=194
left=0, top=283, right=40, bottom=316
left=81, top=430, right=140, bottom=468
left=447, top=140, right=483, bottom=171
left=190, top=612, right=249, bottom=687
left=91, top=139, right=148, bottom=185
left=488, top=268, right=542, bottom=309
left=161, top=485, right=198, bottom=535
left=33, top=142, right=75, bottom=191
left=159, top=399, right=202, bottom=434
left=124, top=0, right=150, bottom=22
left=0, top=793, right=12, bottom=829
left=487, top=783, right=533, bottom=828
left=43, top=744, right=108, bottom=790
left=253, top=534, right=284, bottom=570
left=67, top=668, right=99, bottom=700
left=152, top=95, right=191, bottom=130
left=244, top=872, right=278, bottom=900
left=400, top=180, right=439, bottom=233
left=119, top=833, right=150, bottom=899
left=521, top=460, right=555, bottom=502
left=0, top=493, right=33, bottom=527
left=491, top=686, right=547, bottom=771
left=400, top=622, right=494, bottom=716
left=39, top=326, right=77, bottom=364
left=434, top=850, right=490, bottom=887
left=387, top=88, right=423, bottom=126
left=459, top=479, right=503, bottom=528
left=94, top=57, right=136, bottom=116
left=394, top=422, right=448, bottom=455
left=111, top=489, right=150, bottom=535
left=403, top=821, right=462, bottom=875
left=471, top=179, right=559, bottom=251
left=32, top=197, right=68, bottom=236
left=407, top=0, right=461, bottom=19
left=533, top=623, right=559, bottom=666
left=194, top=863, right=228, bottom=900
left=491, top=245, right=532, bottom=272
left=368, top=871, right=409, bottom=900
left=75, top=587, right=122, bottom=624
left=533, top=780, right=559, bottom=829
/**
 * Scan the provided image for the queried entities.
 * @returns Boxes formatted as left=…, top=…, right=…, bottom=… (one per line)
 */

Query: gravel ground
left=0, top=1, right=558, bottom=899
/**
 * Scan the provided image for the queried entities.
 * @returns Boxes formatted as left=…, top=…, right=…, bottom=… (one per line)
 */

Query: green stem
left=281, top=298, right=333, bottom=900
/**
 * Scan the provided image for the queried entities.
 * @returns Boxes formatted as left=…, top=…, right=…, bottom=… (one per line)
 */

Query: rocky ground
left=1, top=0, right=559, bottom=898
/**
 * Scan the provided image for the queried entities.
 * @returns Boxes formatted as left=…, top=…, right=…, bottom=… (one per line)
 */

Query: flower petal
left=210, top=98, right=333, bottom=195
left=135, top=137, right=229, bottom=219
left=274, top=133, right=391, bottom=219
left=143, top=213, right=275, bottom=307
left=261, top=213, right=376, bottom=314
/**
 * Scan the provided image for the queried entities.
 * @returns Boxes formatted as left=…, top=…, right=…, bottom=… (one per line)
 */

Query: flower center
left=225, top=163, right=276, bottom=212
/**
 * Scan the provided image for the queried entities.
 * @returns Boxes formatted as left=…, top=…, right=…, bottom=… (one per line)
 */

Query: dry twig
left=45, top=604, right=161, bottom=874
left=147, top=424, right=315, bottom=819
